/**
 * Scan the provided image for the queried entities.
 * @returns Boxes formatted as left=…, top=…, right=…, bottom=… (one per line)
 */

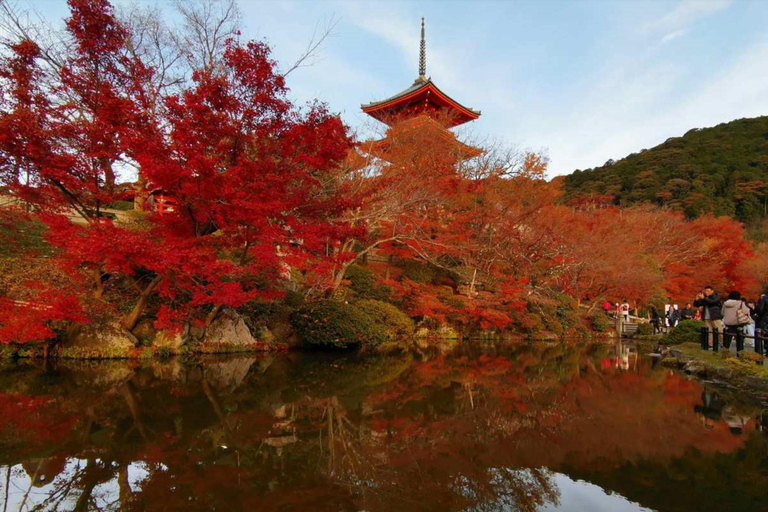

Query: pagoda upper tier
left=361, top=19, right=481, bottom=128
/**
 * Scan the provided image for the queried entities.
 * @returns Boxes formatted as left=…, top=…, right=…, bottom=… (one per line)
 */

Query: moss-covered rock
left=60, top=322, right=136, bottom=359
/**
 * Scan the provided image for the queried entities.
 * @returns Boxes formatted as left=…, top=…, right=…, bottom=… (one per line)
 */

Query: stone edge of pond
left=657, top=344, right=768, bottom=396
left=1, top=332, right=618, bottom=362
left=1, top=342, right=288, bottom=362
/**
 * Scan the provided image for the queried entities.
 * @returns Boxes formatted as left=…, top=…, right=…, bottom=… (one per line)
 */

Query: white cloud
left=543, top=35, right=768, bottom=176
left=660, top=28, right=687, bottom=45
left=647, top=0, right=732, bottom=44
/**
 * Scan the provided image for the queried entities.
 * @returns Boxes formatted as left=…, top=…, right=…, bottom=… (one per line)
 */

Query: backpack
left=737, top=303, right=751, bottom=326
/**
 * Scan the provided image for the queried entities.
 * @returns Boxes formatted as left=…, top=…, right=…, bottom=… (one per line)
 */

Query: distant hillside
left=563, top=116, right=768, bottom=224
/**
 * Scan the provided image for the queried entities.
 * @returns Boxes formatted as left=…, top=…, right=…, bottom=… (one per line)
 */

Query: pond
left=0, top=341, right=766, bottom=512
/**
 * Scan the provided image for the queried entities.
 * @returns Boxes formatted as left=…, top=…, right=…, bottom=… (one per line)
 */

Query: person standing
left=754, top=291, right=768, bottom=339
left=745, top=299, right=756, bottom=341
left=667, top=305, right=680, bottom=328
left=620, top=299, right=630, bottom=322
left=651, top=308, right=662, bottom=334
left=694, top=286, right=722, bottom=346
left=722, top=291, right=751, bottom=349
left=602, top=299, right=612, bottom=315
left=681, top=303, right=695, bottom=321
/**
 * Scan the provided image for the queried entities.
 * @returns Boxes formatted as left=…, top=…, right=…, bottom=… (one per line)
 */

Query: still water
left=0, top=342, right=766, bottom=512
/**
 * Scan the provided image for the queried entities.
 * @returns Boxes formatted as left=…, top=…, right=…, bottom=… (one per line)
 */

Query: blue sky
left=18, top=0, right=768, bottom=176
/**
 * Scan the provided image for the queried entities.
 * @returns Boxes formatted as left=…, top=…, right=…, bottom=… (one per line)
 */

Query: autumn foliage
left=0, top=0, right=766, bottom=346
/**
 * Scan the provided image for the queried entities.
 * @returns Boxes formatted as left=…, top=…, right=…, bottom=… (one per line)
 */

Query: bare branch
left=172, top=0, right=241, bottom=74
left=281, top=14, right=340, bottom=77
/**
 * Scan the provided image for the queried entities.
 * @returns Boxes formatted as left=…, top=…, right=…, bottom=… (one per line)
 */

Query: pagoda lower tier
left=360, top=115, right=482, bottom=163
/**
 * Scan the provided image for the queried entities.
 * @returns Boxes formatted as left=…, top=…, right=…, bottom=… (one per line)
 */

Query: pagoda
left=360, top=19, right=482, bottom=161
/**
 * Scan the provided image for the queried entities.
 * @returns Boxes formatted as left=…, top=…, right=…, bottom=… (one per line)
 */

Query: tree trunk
left=205, top=305, right=222, bottom=328
left=330, top=260, right=354, bottom=293
left=121, top=275, right=162, bottom=331
left=134, top=175, right=149, bottom=211
left=468, top=268, right=478, bottom=297
left=93, top=268, right=104, bottom=299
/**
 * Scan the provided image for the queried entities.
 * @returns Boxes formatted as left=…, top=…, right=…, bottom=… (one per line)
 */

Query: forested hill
left=563, top=116, right=768, bottom=224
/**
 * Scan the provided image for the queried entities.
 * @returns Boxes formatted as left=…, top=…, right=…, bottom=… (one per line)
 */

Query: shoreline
left=655, top=342, right=768, bottom=398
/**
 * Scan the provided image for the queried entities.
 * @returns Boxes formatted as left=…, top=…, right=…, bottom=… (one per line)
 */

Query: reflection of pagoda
left=360, top=19, right=482, bottom=161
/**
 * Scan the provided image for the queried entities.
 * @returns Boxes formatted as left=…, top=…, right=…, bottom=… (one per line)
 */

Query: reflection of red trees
left=0, top=393, right=76, bottom=453
left=0, top=347, right=759, bottom=512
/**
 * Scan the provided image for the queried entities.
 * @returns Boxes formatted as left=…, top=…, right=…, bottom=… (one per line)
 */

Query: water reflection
left=0, top=342, right=766, bottom=512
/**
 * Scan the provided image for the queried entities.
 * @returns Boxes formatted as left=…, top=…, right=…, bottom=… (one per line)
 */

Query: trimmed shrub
left=398, top=259, right=436, bottom=283
left=345, top=265, right=391, bottom=300
left=291, top=300, right=386, bottom=349
left=663, top=320, right=705, bottom=345
left=356, top=300, right=414, bottom=340
left=635, top=323, right=654, bottom=336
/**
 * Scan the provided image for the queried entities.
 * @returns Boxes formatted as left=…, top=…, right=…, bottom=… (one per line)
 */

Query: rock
left=62, top=322, right=137, bottom=357
left=256, top=325, right=275, bottom=344
left=132, top=319, right=157, bottom=342
left=189, top=324, right=205, bottom=341
left=660, top=357, right=680, bottom=368
left=710, top=366, right=734, bottom=380
left=204, top=308, right=258, bottom=346
left=744, top=376, right=768, bottom=390
left=683, top=360, right=707, bottom=377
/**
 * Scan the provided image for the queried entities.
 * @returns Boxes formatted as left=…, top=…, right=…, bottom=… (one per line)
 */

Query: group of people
left=602, top=299, right=632, bottom=320
left=605, top=286, right=768, bottom=341
left=661, top=286, right=768, bottom=342
left=693, top=286, right=768, bottom=340
left=658, top=303, right=699, bottom=329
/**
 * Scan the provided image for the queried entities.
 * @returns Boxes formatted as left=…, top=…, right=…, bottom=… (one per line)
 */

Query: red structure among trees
left=360, top=19, right=482, bottom=162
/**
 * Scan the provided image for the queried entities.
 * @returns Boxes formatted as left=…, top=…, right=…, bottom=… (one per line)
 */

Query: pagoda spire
left=417, top=17, right=426, bottom=82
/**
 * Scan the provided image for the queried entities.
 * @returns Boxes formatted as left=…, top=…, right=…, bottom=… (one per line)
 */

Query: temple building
left=360, top=18, right=482, bottom=162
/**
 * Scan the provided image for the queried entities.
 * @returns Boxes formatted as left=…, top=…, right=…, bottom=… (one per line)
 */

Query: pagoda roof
left=361, top=78, right=481, bottom=128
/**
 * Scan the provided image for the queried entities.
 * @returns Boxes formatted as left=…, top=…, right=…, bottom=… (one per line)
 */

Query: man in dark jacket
left=754, top=292, right=768, bottom=334
left=694, top=286, right=722, bottom=346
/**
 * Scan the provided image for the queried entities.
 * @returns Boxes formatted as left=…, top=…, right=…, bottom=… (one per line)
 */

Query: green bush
left=344, top=265, right=391, bottom=300
left=663, top=319, right=705, bottom=345
left=588, top=312, right=613, bottom=333
left=635, top=323, right=655, bottom=336
left=282, top=290, right=305, bottom=308
left=398, top=259, right=436, bottom=283
left=291, top=300, right=386, bottom=349
left=355, top=299, right=414, bottom=340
